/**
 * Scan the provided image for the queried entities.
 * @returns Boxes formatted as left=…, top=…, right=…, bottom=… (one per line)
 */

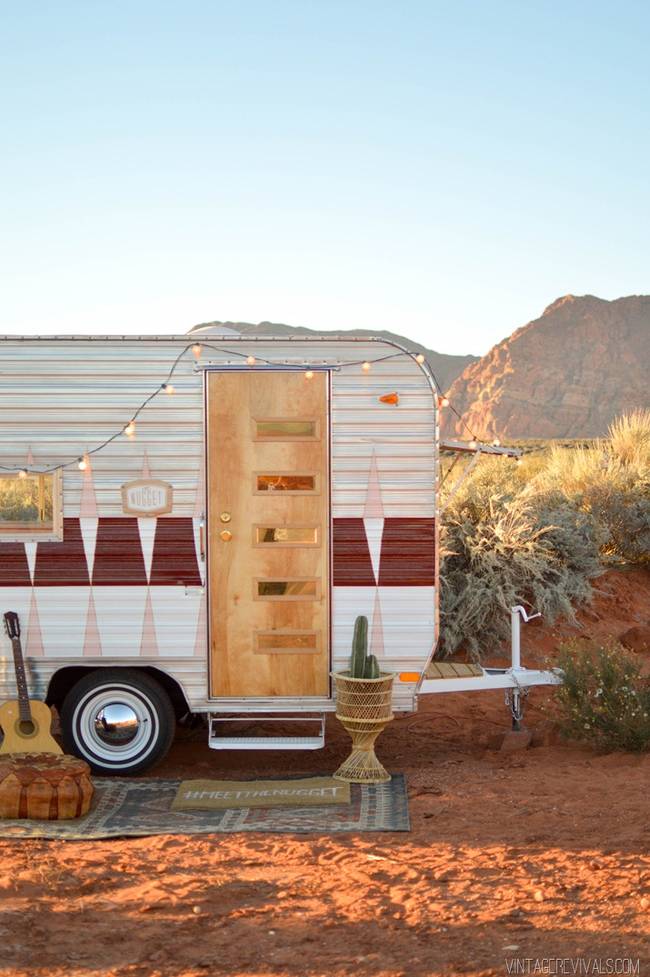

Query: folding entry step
left=208, top=714, right=326, bottom=751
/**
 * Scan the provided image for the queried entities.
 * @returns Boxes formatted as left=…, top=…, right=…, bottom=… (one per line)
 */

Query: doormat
left=0, top=774, right=409, bottom=839
left=172, top=776, right=350, bottom=811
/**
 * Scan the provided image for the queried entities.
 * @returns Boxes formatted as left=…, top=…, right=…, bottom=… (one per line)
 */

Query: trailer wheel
left=60, top=669, right=176, bottom=775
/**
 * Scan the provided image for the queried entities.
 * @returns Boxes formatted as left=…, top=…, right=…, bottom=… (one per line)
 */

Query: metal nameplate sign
left=121, top=479, right=173, bottom=516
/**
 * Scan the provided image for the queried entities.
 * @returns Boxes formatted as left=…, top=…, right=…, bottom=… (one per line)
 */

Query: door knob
left=220, top=511, right=232, bottom=523
left=220, top=530, right=233, bottom=542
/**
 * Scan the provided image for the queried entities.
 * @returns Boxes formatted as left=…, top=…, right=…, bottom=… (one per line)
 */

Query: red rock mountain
left=444, top=295, right=650, bottom=439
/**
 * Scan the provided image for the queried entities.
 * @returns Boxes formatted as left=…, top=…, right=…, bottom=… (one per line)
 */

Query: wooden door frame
left=202, top=367, right=333, bottom=701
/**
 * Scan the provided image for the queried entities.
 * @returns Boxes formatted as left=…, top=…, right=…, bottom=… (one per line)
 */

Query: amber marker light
left=379, top=392, right=399, bottom=405
left=399, top=672, right=421, bottom=683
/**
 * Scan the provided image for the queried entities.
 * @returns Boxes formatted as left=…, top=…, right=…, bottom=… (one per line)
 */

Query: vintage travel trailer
left=0, top=328, right=559, bottom=773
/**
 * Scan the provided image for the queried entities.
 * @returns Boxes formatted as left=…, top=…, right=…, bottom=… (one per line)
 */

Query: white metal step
left=208, top=714, right=325, bottom=751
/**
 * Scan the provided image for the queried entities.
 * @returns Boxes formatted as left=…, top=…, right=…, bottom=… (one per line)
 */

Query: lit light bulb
left=192, top=344, right=202, bottom=359
left=415, top=353, right=425, bottom=364
left=438, top=396, right=450, bottom=408
left=18, top=469, right=27, bottom=479
left=469, top=440, right=478, bottom=450
left=162, top=383, right=175, bottom=394
left=492, top=438, right=501, bottom=447
left=362, top=361, right=371, bottom=372
left=304, top=369, right=314, bottom=379
left=78, top=456, right=88, bottom=471
left=246, top=355, right=256, bottom=366
left=124, top=420, right=136, bottom=438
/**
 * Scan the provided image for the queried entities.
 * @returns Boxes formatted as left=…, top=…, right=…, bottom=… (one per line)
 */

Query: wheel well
left=46, top=666, right=191, bottom=720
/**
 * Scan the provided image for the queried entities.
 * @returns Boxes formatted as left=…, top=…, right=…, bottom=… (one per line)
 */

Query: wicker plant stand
left=0, top=753, right=94, bottom=820
left=332, top=672, right=395, bottom=784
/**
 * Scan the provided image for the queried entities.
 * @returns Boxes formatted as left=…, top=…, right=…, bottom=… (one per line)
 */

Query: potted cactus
left=332, top=615, right=395, bottom=783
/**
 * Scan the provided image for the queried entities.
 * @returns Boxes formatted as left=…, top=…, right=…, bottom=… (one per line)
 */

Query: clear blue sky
left=1, top=1, right=648, bottom=354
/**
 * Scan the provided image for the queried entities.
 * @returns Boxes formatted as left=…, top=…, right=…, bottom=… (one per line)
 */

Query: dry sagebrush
left=439, top=410, right=649, bottom=659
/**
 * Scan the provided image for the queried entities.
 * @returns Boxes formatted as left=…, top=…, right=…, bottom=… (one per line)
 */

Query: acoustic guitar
left=0, top=611, right=62, bottom=755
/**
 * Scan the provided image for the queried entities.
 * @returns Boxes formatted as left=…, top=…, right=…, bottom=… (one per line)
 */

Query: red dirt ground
left=2, top=568, right=649, bottom=977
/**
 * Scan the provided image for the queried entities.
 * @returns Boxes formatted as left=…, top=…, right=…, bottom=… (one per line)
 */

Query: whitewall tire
left=61, top=670, right=176, bottom=775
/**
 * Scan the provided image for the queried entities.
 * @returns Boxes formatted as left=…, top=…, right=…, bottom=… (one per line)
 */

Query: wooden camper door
left=207, top=371, right=330, bottom=697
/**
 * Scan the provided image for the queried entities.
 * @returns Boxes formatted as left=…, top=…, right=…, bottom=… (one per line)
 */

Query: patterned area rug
left=0, top=774, right=409, bottom=838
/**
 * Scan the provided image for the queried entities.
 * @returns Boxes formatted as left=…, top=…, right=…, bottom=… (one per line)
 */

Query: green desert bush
left=553, top=640, right=650, bottom=752
left=439, top=410, right=650, bottom=658
left=439, top=462, right=602, bottom=657
left=534, top=409, right=650, bottom=564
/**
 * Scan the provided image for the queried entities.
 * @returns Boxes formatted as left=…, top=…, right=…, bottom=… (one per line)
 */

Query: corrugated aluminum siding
left=0, top=336, right=438, bottom=711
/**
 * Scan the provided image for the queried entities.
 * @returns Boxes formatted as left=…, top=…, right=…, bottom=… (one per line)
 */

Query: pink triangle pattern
left=140, top=588, right=159, bottom=656
left=364, top=451, right=384, bottom=518
left=83, top=590, right=103, bottom=657
left=193, top=590, right=207, bottom=657
left=80, top=463, right=98, bottom=517
left=141, top=450, right=152, bottom=479
left=369, top=589, right=385, bottom=660
left=25, top=590, right=44, bottom=657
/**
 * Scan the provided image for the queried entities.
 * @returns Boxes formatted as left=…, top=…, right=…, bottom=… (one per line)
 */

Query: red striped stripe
left=378, top=518, right=435, bottom=586
left=149, top=518, right=201, bottom=586
left=92, top=518, right=147, bottom=586
left=332, top=519, right=376, bottom=586
left=0, top=542, right=31, bottom=587
left=34, top=519, right=90, bottom=587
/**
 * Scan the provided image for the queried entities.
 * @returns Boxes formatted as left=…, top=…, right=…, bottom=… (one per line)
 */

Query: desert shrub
left=439, top=458, right=602, bottom=657
left=439, top=411, right=648, bottom=658
left=553, top=640, right=650, bottom=752
left=534, top=410, right=650, bottom=564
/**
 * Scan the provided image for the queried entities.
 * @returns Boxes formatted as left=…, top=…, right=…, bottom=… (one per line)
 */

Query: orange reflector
left=379, top=392, right=399, bottom=405
left=399, top=672, right=421, bottom=683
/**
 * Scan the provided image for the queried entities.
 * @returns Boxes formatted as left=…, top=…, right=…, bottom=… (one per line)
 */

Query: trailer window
left=255, top=474, right=317, bottom=494
left=254, top=419, right=318, bottom=440
left=254, top=526, right=319, bottom=546
left=254, top=630, right=320, bottom=654
left=255, top=579, right=320, bottom=600
left=0, top=471, right=62, bottom=539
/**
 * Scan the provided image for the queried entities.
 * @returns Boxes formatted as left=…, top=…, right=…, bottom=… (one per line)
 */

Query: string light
left=78, top=456, right=88, bottom=471
left=469, top=440, right=478, bottom=450
left=5, top=340, right=491, bottom=475
left=492, top=438, right=501, bottom=447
